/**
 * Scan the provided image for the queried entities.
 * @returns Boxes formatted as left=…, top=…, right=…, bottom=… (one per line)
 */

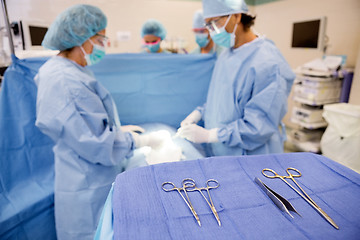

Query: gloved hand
left=131, top=131, right=166, bottom=149
left=177, top=124, right=219, bottom=144
left=120, top=125, right=145, bottom=133
left=180, top=110, right=202, bottom=127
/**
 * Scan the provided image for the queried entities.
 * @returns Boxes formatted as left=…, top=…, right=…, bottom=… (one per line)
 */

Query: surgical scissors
left=182, top=178, right=221, bottom=226
left=262, top=167, right=339, bottom=230
left=161, top=181, right=201, bottom=226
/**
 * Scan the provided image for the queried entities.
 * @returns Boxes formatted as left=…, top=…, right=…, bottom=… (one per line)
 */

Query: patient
left=122, top=123, right=205, bottom=171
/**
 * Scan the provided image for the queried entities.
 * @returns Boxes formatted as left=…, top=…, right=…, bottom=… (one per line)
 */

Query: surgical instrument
left=161, top=181, right=202, bottom=226
left=262, top=167, right=339, bottom=230
left=182, top=178, right=221, bottom=226
left=255, top=177, right=300, bottom=218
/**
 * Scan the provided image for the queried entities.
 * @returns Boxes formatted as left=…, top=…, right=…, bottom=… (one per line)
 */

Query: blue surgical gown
left=34, top=56, right=135, bottom=240
left=199, top=37, right=295, bottom=156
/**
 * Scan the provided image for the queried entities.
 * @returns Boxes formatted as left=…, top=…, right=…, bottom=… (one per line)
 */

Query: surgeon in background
left=141, top=19, right=171, bottom=53
left=36, top=5, right=164, bottom=240
left=178, top=0, right=295, bottom=156
left=191, top=9, right=223, bottom=55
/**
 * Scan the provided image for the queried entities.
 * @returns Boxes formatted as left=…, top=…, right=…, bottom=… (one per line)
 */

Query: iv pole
left=1, top=0, right=15, bottom=56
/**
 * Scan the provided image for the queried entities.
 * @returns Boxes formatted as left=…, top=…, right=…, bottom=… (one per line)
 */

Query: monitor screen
left=29, top=26, right=48, bottom=46
left=292, top=19, right=323, bottom=49
left=18, top=20, right=50, bottom=50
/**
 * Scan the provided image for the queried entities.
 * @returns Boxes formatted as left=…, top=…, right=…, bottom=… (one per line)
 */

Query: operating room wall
left=253, top=0, right=360, bottom=68
left=349, top=45, right=360, bottom=105
left=252, top=0, right=360, bottom=106
left=5, top=0, right=256, bottom=53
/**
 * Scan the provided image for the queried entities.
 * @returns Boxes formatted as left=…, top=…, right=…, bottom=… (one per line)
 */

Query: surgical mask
left=147, top=43, right=161, bottom=53
left=209, top=15, right=237, bottom=48
left=144, top=39, right=161, bottom=53
left=81, top=39, right=106, bottom=66
left=195, top=33, right=210, bottom=48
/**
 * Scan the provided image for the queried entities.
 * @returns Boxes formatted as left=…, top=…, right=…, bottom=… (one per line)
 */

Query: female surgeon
left=178, top=0, right=295, bottom=156
left=190, top=9, right=223, bottom=56
left=35, top=5, right=163, bottom=240
left=141, top=19, right=171, bottom=53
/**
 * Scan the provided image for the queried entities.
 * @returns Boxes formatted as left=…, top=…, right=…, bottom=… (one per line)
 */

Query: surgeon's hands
left=120, top=125, right=145, bottom=133
left=177, top=124, right=219, bottom=144
left=180, top=110, right=202, bottom=127
left=131, top=131, right=166, bottom=149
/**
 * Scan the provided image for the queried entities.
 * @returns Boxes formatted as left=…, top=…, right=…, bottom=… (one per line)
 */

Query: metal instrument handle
left=161, top=182, right=178, bottom=192
left=206, top=179, right=220, bottom=189
left=287, top=167, right=302, bottom=178
left=262, top=168, right=282, bottom=179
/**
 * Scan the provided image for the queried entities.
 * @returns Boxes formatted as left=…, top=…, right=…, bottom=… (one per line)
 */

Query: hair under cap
left=42, top=4, right=107, bottom=51
left=141, top=19, right=167, bottom=40
left=202, top=0, right=248, bottom=19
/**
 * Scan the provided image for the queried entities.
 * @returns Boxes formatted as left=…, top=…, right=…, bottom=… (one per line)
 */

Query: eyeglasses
left=193, top=28, right=207, bottom=34
left=204, top=16, right=229, bottom=34
left=143, top=38, right=161, bottom=45
left=95, top=33, right=109, bottom=47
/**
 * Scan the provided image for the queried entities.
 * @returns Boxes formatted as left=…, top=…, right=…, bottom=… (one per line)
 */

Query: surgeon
left=178, top=0, right=295, bottom=156
left=141, top=19, right=171, bottom=53
left=191, top=9, right=223, bottom=55
left=35, top=4, right=164, bottom=240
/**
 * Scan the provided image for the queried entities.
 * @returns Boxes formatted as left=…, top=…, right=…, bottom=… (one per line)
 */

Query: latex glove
left=131, top=131, right=166, bottom=149
left=177, top=124, right=219, bottom=144
left=180, top=110, right=202, bottom=127
left=120, top=125, right=145, bottom=133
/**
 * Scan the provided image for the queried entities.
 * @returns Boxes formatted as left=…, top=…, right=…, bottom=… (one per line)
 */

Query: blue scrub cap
left=141, top=19, right=167, bottom=40
left=202, top=0, right=248, bottom=19
left=42, top=4, right=107, bottom=51
left=193, top=10, right=206, bottom=29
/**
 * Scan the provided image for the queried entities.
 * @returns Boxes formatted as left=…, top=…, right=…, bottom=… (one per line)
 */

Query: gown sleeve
left=36, top=69, right=135, bottom=167
left=217, top=64, right=289, bottom=151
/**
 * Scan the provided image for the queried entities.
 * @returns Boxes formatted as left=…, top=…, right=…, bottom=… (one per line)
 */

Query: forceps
left=262, top=167, right=339, bottom=230
left=162, top=181, right=202, bottom=226
left=182, top=178, right=221, bottom=226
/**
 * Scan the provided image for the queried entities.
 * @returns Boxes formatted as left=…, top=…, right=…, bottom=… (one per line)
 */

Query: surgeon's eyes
left=94, top=34, right=109, bottom=46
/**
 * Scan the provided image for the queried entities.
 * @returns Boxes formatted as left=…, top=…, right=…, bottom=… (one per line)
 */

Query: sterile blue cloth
left=111, top=152, right=360, bottom=239
left=95, top=120, right=206, bottom=240
left=94, top=184, right=114, bottom=240
left=91, top=53, right=216, bottom=128
left=202, top=37, right=295, bottom=156
left=95, top=123, right=206, bottom=240
left=0, top=55, right=56, bottom=239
